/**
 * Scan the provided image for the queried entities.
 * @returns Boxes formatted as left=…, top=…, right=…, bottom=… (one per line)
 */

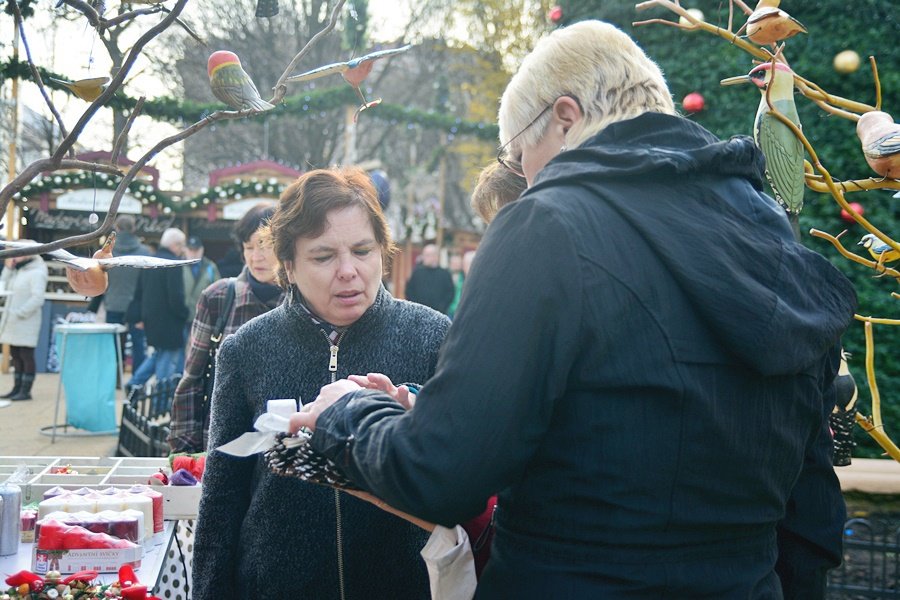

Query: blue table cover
left=55, top=326, right=119, bottom=432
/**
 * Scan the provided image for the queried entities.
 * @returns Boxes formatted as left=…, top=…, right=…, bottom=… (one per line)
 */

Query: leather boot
left=1, top=372, right=22, bottom=399
left=10, top=373, right=34, bottom=401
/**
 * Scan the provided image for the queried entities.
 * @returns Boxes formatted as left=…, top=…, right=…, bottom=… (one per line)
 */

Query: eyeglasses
left=497, top=104, right=553, bottom=178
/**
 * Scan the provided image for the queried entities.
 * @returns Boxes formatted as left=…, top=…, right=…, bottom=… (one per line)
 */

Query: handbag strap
left=202, top=279, right=237, bottom=419
left=210, top=278, right=237, bottom=344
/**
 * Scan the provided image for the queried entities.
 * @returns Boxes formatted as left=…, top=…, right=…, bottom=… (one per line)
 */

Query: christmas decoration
left=548, top=5, right=563, bottom=23
left=833, top=49, right=861, bottom=74
left=12, top=170, right=179, bottom=212
left=0, top=59, right=500, bottom=141
left=678, top=8, right=705, bottom=27
left=681, top=92, right=705, bottom=113
left=207, top=51, right=275, bottom=112
left=840, top=202, right=865, bottom=224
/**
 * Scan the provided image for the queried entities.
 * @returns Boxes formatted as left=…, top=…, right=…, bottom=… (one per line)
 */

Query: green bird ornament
left=207, top=50, right=274, bottom=112
left=723, top=61, right=804, bottom=237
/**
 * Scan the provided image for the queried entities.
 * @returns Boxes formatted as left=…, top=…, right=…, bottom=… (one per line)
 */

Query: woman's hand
left=347, top=372, right=417, bottom=410
left=289, top=379, right=361, bottom=433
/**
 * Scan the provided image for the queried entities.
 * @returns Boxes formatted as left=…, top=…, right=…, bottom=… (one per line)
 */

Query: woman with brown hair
left=192, top=167, right=450, bottom=599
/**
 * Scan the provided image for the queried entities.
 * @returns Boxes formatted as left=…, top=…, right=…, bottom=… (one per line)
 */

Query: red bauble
left=682, top=92, right=705, bottom=113
left=549, top=5, right=563, bottom=23
left=840, top=202, right=865, bottom=223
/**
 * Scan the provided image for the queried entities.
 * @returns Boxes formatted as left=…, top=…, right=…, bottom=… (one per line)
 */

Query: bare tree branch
left=111, top=97, right=146, bottom=165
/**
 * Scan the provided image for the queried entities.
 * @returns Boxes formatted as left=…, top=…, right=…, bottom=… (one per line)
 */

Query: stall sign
left=56, top=189, right=143, bottom=214
left=223, top=198, right=276, bottom=220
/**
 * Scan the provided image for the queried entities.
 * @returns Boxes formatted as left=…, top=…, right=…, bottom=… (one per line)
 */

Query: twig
left=271, top=0, right=347, bottom=104
left=111, top=96, right=146, bottom=165
left=11, top=0, right=71, bottom=152
left=870, top=55, right=882, bottom=111
left=803, top=167, right=900, bottom=194
left=864, top=321, right=882, bottom=428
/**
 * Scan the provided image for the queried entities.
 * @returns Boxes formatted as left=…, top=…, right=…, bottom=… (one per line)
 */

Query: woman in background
left=169, top=203, right=282, bottom=454
left=0, top=251, right=48, bottom=404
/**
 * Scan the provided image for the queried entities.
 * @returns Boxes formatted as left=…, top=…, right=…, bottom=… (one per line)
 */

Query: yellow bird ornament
left=859, top=233, right=900, bottom=271
left=49, top=76, right=110, bottom=102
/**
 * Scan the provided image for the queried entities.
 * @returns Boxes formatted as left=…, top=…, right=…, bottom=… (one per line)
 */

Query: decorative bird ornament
left=285, top=45, right=412, bottom=121
left=743, top=0, right=807, bottom=47
left=207, top=50, right=274, bottom=112
left=829, top=351, right=858, bottom=467
left=858, top=233, right=900, bottom=271
left=856, top=110, right=900, bottom=179
left=722, top=61, right=804, bottom=237
left=0, top=235, right=198, bottom=297
left=49, top=76, right=110, bottom=102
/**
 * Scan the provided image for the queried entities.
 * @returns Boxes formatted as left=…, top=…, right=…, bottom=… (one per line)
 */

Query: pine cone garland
left=265, top=432, right=359, bottom=490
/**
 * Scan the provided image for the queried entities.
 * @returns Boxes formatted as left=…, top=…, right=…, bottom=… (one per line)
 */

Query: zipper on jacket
left=321, top=328, right=347, bottom=600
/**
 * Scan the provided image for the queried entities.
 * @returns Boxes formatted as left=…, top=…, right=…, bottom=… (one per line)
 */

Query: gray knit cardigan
left=192, top=286, right=450, bottom=600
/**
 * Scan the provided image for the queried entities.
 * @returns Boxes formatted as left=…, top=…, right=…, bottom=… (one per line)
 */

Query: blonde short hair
left=499, top=21, right=675, bottom=159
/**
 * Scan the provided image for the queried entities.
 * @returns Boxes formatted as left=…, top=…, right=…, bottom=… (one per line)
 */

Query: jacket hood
left=533, top=113, right=856, bottom=376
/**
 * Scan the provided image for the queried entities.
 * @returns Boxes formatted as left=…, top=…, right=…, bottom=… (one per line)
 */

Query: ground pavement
left=0, top=371, right=124, bottom=457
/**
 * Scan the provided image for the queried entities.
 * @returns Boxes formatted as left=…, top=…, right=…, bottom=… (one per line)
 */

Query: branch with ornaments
left=634, top=0, right=900, bottom=463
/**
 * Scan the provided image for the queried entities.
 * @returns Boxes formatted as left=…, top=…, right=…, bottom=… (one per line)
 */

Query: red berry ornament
left=840, top=202, right=865, bottom=223
left=549, top=5, right=563, bottom=23
left=682, top=92, right=705, bottom=113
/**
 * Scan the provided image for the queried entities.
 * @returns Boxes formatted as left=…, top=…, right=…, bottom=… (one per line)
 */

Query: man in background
left=89, top=215, right=151, bottom=373
left=405, top=243, right=455, bottom=315
left=183, top=236, right=220, bottom=324
left=126, top=227, right=189, bottom=389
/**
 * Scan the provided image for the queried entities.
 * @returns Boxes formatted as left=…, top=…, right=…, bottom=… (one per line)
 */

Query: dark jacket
left=192, top=286, right=451, bottom=600
left=311, top=113, right=857, bottom=598
left=104, top=230, right=150, bottom=313
left=126, top=246, right=189, bottom=349
left=405, top=264, right=456, bottom=314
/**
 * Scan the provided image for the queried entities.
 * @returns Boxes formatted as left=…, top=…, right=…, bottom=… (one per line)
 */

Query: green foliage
left=555, top=0, right=900, bottom=457
left=0, top=59, right=500, bottom=141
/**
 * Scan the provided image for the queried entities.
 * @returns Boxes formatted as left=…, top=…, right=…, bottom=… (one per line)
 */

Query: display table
left=41, top=323, right=126, bottom=442
left=0, top=521, right=176, bottom=590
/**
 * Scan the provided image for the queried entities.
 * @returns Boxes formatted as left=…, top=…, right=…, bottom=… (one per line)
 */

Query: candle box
left=32, top=545, right=142, bottom=575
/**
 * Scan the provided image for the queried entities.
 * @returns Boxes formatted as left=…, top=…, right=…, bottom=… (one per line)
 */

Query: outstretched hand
left=289, top=379, right=361, bottom=433
left=347, top=372, right=417, bottom=410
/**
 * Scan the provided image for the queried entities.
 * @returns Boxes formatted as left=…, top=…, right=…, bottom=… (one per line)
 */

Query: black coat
left=312, top=114, right=857, bottom=597
left=126, top=247, right=189, bottom=349
left=405, top=265, right=456, bottom=314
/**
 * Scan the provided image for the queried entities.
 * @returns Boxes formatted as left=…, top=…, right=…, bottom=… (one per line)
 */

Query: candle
left=0, top=482, right=22, bottom=556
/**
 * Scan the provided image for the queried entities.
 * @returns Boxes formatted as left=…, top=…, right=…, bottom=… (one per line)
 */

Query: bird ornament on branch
left=285, top=44, right=412, bottom=121
left=856, top=110, right=900, bottom=179
left=0, top=234, right=198, bottom=297
left=722, top=60, right=805, bottom=235
left=741, top=0, right=806, bottom=47
left=207, top=50, right=274, bottom=113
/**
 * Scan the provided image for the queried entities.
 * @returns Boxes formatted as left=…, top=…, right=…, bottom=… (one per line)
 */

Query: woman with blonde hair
left=293, top=21, right=855, bottom=597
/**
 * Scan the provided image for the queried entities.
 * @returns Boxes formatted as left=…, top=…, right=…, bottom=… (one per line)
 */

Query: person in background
left=404, top=243, right=455, bottom=315
left=446, top=253, right=464, bottom=319
left=126, top=227, right=189, bottom=389
left=183, top=236, right=221, bottom=325
left=0, top=251, right=48, bottom=405
left=87, top=215, right=151, bottom=374
left=215, top=246, right=244, bottom=278
left=169, top=204, right=282, bottom=454
left=471, top=161, right=527, bottom=224
left=193, top=167, right=450, bottom=600
left=291, top=20, right=856, bottom=598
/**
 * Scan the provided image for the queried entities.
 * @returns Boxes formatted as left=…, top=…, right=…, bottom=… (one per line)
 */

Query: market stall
left=0, top=456, right=201, bottom=599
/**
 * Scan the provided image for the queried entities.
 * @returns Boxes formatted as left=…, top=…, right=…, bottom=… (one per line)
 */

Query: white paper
left=420, top=525, right=477, bottom=600
left=216, top=411, right=293, bottom=457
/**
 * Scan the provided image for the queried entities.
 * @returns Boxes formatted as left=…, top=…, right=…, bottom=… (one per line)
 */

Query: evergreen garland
left=0, top=58, right=500, bottom=140
left=14, top=170, right=180, bottom=212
